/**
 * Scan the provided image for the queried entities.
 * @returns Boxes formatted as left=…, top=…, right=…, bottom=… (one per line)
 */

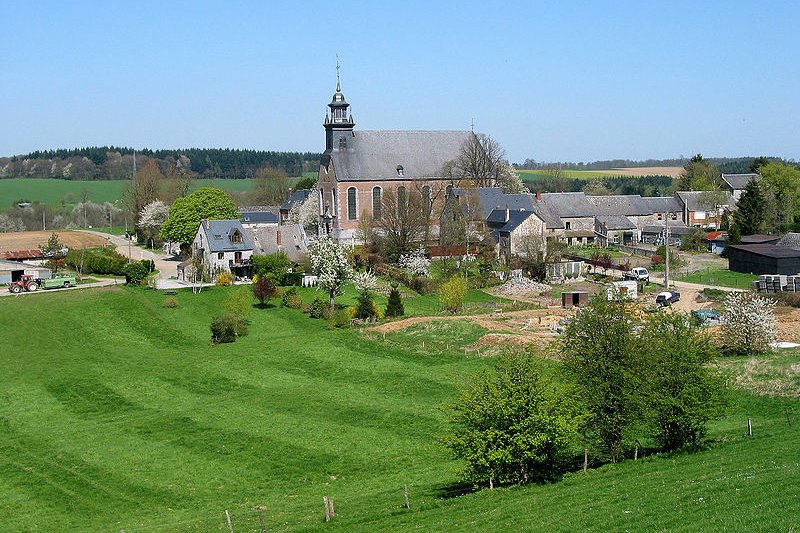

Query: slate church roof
left=330, top=130, right=471, bottom=181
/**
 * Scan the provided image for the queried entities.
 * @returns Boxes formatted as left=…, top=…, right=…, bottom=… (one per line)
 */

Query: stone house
left=721, top=173, right=759, bottom=201
left=192, top=219, right=254, bottom=277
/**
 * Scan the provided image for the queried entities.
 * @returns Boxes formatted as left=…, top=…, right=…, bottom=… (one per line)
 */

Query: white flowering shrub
left=399, top=247, right=431, bottom=277
left=138, top=200, right=169, bottom=231
left=352, top=270, right=377, bottom=291
left=310, top=235, right=352, bottom=306
left=722, top=291, right=777, bottom=354
left=288, top=194, right=319, bottom=227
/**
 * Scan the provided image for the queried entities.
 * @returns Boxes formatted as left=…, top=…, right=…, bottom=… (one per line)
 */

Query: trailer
left=8, top=272, right=76, bottom=293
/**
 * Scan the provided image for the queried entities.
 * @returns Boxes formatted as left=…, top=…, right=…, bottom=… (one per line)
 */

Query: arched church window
left=347, top=187, right=357, bottom=220
left=372, top=187, right=382, bottom=220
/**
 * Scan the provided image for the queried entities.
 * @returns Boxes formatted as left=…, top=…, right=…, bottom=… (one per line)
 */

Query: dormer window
left=231, top=230, right=242, bottom=244
left=339, top=137, right=347, bottom=150
left=396, top=165, right=404, bottom=177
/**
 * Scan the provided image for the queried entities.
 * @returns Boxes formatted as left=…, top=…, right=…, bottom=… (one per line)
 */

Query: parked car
left=623, top=267, right=650, bottom=282
left=655, top=290, right=681, bottom=306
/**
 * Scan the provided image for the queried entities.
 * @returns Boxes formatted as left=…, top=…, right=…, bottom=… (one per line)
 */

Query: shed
left=562, top=291, right=589, bottom=308
left=0, top=260, right=51, bottom=285
left=606, top=280, right=638, bottom=300
left=727, top=244, right=800, bottom=275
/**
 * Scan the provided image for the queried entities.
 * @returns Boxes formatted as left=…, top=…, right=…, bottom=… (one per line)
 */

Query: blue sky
left=3, top=1, right=798, bottom=163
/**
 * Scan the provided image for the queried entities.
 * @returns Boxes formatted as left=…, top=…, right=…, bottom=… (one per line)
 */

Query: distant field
left=0, top=230, right=109, bottom=251
left=517, top=166, right=683, bottom=182
left=0, top=173, right=318, bottom=209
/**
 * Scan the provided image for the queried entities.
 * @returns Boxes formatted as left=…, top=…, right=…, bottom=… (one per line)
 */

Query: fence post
left=748, top=418, right=752, bottom=436
left=225, top=510, right=234, bottom=533
left=257, top=506, right=266, bottom=533
left=404, top=484, right=411, bottom=509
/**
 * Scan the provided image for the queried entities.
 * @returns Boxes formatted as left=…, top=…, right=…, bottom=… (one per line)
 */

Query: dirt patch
left=776, top=307, right=800, bottom=343
left=0, top=230, right=109, bottom=252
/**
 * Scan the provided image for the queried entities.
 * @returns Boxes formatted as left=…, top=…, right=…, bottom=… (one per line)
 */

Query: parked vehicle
left=655, top=290, right=681, bottom=306
left=623, top=267, right=650, bottom=282
left=8, top=273, right=76, bottom=293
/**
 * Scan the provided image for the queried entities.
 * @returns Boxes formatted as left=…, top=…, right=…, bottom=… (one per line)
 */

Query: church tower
left=323, top=78, right=355, bottom=152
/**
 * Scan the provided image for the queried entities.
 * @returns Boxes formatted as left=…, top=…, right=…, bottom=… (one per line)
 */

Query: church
left=316, top=81, right=472, bottom=243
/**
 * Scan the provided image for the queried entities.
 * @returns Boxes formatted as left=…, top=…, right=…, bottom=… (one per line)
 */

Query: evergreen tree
left=385, top=284, right=405, bottom=318
left=733, top=179, right=766, bottom=236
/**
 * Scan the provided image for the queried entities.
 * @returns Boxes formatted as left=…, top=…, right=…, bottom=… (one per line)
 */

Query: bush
left=772, top=292, right=800, bottom=308
left=215, top=272, right=233, bottom=286
left=440, top=276, right=467, bottom=314
left=252, top=276, right=277, bottom=307
left=650, top=254, right=664, bottom=265
left=66, top=246, right=128, bottom=275
left=282, top=286, right=302, bottom=308
left=251, top=253, right=291, bottom=285
left=328, top=308, right=352, bottom=329
left=410, top=275, right=438, bottom=295
left=210, top=313, right=248, bottom=343
left=308, top=297, right=328, bottom=319
left=162, top=297, right=178, bottom=308
left=122, top=261, right=149, bottom=285
left=385, top=285, right=405, bottom=318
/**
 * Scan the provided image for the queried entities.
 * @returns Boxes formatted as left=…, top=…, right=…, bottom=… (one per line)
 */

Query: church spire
left=323, top=64, right=356, bottom=151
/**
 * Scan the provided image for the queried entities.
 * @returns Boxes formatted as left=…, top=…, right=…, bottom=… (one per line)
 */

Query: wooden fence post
left=257, top=506, right=266, bottom=533
left=225, top=510, right=234, bottom=533
left=404, top=484, right=410, bottom=509
left=748, top=418, right=753, bottom=436
left=583, top=448, right=588, bottom=473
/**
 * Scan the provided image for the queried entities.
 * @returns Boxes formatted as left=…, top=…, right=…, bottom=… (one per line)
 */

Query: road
left=77, top=230, right=184, bottom=288
left=0, top=277, right=120, bottom=297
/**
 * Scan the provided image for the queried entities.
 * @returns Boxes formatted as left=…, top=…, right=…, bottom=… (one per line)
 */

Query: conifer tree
left=385, top=284, right=404, bottom=318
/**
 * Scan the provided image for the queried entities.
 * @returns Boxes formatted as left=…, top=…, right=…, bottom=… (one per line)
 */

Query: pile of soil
left=494, top=277, right=550, bottom=296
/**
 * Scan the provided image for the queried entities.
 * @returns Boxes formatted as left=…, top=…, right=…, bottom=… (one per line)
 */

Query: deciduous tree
left=160, top=188, right=239, bottom=245
left=252, top=276, right=277, bottom=307
left=310, top=235, right=352, bottom=308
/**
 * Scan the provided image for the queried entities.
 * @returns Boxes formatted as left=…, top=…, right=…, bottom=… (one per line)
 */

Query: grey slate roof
left=330, top=130, right=471, bottom=180
left=596, top=215, right=636, bottom=230
left=539, top=192, right=596, bottom=218
left=676, top=191, right=735, bottom=211
left=740, top=234, right=781, bottom=244
left=200, top=220, right=254, bottom=253
left=486, top=208, right=535, bottom=232
left=640, top=196, right=682, bottom=213
left=721, top=173, right=758, bottom=190
left=247, top=224, right=309, bottom=262
left=453, top=187, right=565, bottom=229
left=728, top=243, right=800, bottom=259
left=588, top=195, right=652, bottom=216
left=281, top=189, right=312, bottom=211
left=240, top=211, right=279, bottom=224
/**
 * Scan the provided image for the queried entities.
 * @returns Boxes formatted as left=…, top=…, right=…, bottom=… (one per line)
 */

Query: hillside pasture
left=517, top=166, right=683, bottom=182
left=0, top=286, right=797, bottom=531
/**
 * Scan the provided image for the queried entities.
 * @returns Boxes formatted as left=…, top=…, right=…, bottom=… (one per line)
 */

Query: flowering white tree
left=496, top=162, right=526, bottom=194
left=288, top=194, right=319, bottom=228
left=310, top=235, right=352, bottom=307
left=722, top=292, right=777, bottom=354
left=399, top=247, right=431, bottom=277
left=139, top=200, right=169, bottom=232
left=352, top=270, right=377, bottom=291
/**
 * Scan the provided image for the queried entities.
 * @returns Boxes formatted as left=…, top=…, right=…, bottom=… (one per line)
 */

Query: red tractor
left=9, top=274, right=40, bottom=293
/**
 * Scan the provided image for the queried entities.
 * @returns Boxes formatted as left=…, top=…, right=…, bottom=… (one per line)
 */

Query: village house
left=721, top=172, right=759, bottom=201
left=191, top=219, right=254, bottom=278
left=675, top=191, right=735, bottom=229
left=316, top=80, right=471, bottom=243
left=239, top=206, right=280, bottom=228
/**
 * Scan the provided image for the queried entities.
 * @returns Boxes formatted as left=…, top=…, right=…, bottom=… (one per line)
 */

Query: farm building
left=0, top=260, right=51, bottom=285
left=727, top=234, right=800, bottom=275
left=703, top=231, right=727, bottom=255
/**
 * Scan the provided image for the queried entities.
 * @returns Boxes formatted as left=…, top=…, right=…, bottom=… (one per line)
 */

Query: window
left=397, top=186, right=407, bottom=216
left=657, top=213, right=663, bottom=220
left=565, top=221, right=571, bottom=230
left=231, top=230, right=242, bottom=243
left=421, top=185, right=432, bottom=211
left=372, top=187, right=382, bottom=220
left=218, top=252, right=224, bottom=260
left=396, top=165, right=404, bottom=176
left=347, top=187, right=357, bottom=220
left=338, top=137, right=347, bottom=150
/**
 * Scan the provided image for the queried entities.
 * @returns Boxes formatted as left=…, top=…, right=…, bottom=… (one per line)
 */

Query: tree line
left=516, top=156, right=791, bottom=171
left=0, top=147, right=320, bottom=180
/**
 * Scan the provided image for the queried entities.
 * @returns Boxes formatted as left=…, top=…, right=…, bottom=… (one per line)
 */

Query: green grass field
left=0, top=286, right=797, bottom=532
left=677, top=268, right=759, bottom=290
left=0, top=173, right=317, bottom=210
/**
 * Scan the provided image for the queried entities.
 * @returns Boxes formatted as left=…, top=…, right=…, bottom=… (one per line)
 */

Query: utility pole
left=664, top=213, right=670, bottom=289
left=42, top=209, right=46, bottom=231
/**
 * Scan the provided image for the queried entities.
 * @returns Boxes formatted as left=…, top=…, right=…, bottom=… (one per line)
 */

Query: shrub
left=440, top=276, right=467, bottom=314
left=210, top=313, right=248, bottom=343
left=282, top=286, right=302, bottom=308
left=215, top=272, right=233, bottom=286
left=308, top=297, right=328, bottom=319
left=650, top=254, right=664, bottom=265
left=162, top=297, right=178, bottom=308
left=385, top=285, right=405, bottom=318
left=252, top=276, right=277, bottom=307
left=722, top=292, right=777, bottom=354
left=772, top=292, right=800, bottom=308
left=410, top=275, right=438, bottom=295
left=66, top=246, right=128, bottom=275
left=399, top=247, right=431, bottom=276
left=251, top=253, right=291, bottom=285
left=122, top=261, right=149, bottom=286
left=328, top=308, right=351, bottom=329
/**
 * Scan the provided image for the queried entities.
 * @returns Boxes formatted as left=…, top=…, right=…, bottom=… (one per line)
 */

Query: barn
left=727, top=243, right=800, bottom=275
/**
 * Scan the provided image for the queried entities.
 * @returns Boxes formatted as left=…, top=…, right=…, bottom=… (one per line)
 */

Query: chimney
left=505, top=207, right=510, bottom=223
left=535, top=192, right=542, bottom=201
left=276, top=230, right=282, bottom=246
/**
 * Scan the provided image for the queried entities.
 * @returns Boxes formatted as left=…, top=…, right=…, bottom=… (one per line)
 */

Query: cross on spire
left=336, top=54, right=341, bottom=92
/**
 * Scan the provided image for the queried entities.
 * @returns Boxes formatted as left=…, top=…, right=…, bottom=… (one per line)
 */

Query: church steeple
left=323, top=68, right=355, bottom=151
